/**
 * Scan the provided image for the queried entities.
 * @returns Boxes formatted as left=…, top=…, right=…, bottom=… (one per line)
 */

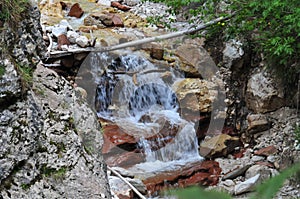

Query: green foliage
left=294, top=124, right=300, bottom=146
left=0, top=65, right=5, bottom=77
left=167, top=186, right=232, bottom=199
left=0, top=0, right=29, bottom=29
left=147, top=0, right=300, bottom=85
left=250, top=162, right=300, bottom=199
left=168, top=162, right=300, bottom=199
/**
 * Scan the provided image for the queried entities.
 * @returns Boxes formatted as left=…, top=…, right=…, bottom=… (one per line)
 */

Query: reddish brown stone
left=143, top=160, right=221, bottom=194
left=112, top=14, right=124, bottom=27
left=254, top=145, right=277, bottom=157
left=57, top=34, right=70, bottom=50
left=102, top=124, right=137, bottom=154
left=111, top=1, right=131, bottom=11
left=68, top=3, right=84, bottom=18
left=233, top=148, right=246, bottom=159
left=104, top=151, right=145, bottom=168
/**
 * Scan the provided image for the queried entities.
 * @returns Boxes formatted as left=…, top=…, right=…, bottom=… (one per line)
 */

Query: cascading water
left=83, top=50, right=203, bottom=167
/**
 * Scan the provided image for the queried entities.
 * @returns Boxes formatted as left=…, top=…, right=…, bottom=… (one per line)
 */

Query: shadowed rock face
left=0, top=2, right=110, bottom=198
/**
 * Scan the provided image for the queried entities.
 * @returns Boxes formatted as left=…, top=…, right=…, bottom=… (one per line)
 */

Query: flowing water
left=78, top=50, right=203, bottom=169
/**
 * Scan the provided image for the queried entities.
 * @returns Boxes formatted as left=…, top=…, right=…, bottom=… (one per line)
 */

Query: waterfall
left=82, top=51, right=203, bottom=164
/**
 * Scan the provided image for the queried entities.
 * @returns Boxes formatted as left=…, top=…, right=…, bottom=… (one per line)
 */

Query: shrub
left=146, top=0, right=300, bottom=85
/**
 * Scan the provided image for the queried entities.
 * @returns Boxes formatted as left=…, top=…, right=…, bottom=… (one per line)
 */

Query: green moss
left=21, top=183, right=30, bottom=190
left=0, top=0, right=30, bottom=29
left=40, top=165, right=68, bottom=181
left=0, top=65, right=5, bottom=77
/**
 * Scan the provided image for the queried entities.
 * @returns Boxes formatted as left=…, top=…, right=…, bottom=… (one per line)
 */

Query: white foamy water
left=81, top=51, right=203, bottom=167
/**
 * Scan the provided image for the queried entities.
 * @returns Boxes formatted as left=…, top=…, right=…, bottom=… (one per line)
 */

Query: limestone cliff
left=0, top=2, right=110, bottom=198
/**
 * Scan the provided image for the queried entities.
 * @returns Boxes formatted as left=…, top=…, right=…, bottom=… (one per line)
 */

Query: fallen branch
left=107, top=166, right=147, bottom=199
left=96, top=14, right=235, bottom=52
left=51, top=14, right=236, bottom=57
left=46, top=33, right=53, bottom=58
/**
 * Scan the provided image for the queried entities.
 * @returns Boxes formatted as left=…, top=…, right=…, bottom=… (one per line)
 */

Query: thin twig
left=107, top=166, right=147, bottom=199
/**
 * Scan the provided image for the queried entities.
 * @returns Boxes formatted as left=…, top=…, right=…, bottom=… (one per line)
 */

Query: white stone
left=123, top=0, right=141, bottom=6
left=234, top=174, right=260, bottom=195
left=251, top=155, right=265, bottom=162
left=97, top=0, right=111, bottom=6
left=52, top=25, right=68, bottom=38
left=76, top=36, right=89, bottom=48
left=67, top=31, right=80, bottom=44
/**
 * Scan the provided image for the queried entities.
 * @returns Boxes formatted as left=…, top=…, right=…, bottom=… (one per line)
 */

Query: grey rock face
left=0, top=59, right=22, bottom=104
left=0, top=64, right=111, bottom=199
left=246, top=69, right=284, bottom=113
left=0, top=2, right=110, bottom=198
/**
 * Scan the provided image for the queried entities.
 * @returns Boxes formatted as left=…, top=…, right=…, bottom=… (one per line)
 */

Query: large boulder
left=172, top=78, right=218, bottom=113
left=175, top=38, right=217, bottom=78
left=246, top=69, right=284, bottom=113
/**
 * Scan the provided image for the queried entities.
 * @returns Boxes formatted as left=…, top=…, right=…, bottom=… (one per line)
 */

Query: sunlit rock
left=172, top=78, right=217, bottom=113
left=199, top=134, right=241, bottom=158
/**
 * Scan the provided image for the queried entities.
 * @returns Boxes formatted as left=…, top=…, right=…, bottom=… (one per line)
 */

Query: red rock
left=68, top=3, right=84, bottom=18
left=102, top=124, right=137, bottom=154
left=143, top=160, right=221, bottom=194
left=57, top=34, right=70, bottom=50
left=104, top=151, right=145, bottom=168
left=111, top=1, right=131, bottom=11
left=233, top=148, right=246, bottom=159
left=254, top=145, right=277, bottom=157
left=112, top=14, right=124, bottom=27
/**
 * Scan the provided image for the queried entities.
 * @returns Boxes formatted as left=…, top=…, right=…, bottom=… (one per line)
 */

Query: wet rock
left=0, top=59, right=22, bottom=105
left=57, top=34, right=70, bottom=50
left=246, top=69, right=284, bottom=113
left=245, top=165, right=272, bottom=182
left=234, top=174, right=260, bottom=195
left=199, top=134, right=241, bottom=158
left=104, top=151, right=145, bottom=167
left=149, top=42, right=164, bottom=60
left=68, top=3, right=84, bottom=18
left=141, top=160, right=221, bottom=194
left=109, top=176, right=134, bottom=199
left=175, top=39, right=217, bottom=78
left=67, top=31, right=80, bottom=44
left=254, top=145, right=278, bottom=157
left=111, top=1, right=131, bottom=11
left=172, top=78, right=217, bottom=113
left=223, top=39, right=244, bottom=68
left=76, top=35, right=90, bottom=48
left=247, top=113, right=270, bottom=134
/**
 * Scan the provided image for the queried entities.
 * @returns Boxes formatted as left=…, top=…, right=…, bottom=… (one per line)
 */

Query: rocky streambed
left=0, top=0, right=299, bottom=199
